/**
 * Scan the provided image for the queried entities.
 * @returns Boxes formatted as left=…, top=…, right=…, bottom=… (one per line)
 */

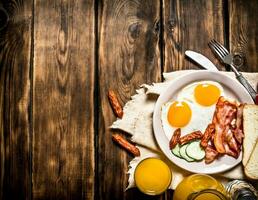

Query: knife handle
left=235, top=73, right=257, bottom=102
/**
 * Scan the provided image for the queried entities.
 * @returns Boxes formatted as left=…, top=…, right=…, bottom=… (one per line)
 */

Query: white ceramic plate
left=153, top=71, right=254, bottom=174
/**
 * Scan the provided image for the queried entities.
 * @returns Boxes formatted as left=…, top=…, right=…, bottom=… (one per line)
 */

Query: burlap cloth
left=111, top=70, right=258, bottom=190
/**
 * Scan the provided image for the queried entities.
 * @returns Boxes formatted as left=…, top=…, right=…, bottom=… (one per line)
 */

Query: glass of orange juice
left=134, top=157, right=172, bottom=195
left=173, top=174, right=229, bottom=200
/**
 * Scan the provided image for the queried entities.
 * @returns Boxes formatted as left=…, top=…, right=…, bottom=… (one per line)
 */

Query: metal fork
left=208, top=39, right=257, bottom=102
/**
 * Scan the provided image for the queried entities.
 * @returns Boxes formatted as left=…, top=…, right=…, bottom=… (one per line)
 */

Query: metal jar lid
left=233, top=188, right=257, bottom=200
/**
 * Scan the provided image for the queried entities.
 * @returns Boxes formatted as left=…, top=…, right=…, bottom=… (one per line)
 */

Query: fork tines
left=208, top=39, right=229, bottom=60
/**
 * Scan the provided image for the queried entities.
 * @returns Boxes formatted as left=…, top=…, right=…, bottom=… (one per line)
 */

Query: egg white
left=177, top=81, right=224, bottom=105
left=161, top=81, right=225, bottom=140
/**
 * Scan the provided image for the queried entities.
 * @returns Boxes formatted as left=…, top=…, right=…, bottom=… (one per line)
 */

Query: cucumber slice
left=171, top=144, right=181, bottom=158
left=186, top=140, right=205, bottom=160
left=179, top=144, right=195, bottom=162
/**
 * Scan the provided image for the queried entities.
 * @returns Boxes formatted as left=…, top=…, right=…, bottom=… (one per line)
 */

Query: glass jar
left=173, top=174, right=229, bottom=200
left=226, top=180, right=258, bottom=200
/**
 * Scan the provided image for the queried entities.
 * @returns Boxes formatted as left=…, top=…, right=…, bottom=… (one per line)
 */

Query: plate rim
left=153, top=71, right=254, bottom=174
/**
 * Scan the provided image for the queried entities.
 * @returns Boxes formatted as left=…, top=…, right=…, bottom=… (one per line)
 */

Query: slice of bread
left=242, top=105, right=258, bottom=166
left=244, top=139, right=258, bottom=179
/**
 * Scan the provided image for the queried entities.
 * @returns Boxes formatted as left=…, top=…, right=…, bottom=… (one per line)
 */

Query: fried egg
left=161, top=81, right=224, bottom=140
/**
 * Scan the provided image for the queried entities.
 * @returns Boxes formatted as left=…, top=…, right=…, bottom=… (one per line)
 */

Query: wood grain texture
left=32, top=0, right=95, bottom=199
left=229, top=0, right=258, bottom=72
left=162, top=0, right=225, bottom=72
left=97, top=0, right=161, bottom=199
left=0, top=0, right=32, bottom=199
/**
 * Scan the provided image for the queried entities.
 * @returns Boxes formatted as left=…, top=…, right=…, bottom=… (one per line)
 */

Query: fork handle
left=235, top=72, right=257, bottom=102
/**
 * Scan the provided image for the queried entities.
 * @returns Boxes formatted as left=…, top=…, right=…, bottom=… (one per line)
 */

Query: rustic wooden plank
left=97, top=0, right=162, bottom=199
left=162, top=0, right=225, bottom=71
left=229, top=0, right=258, bottom=72
left=0, top=0, right=32, bottom=199
left=32, top=0, right=95, bottom=199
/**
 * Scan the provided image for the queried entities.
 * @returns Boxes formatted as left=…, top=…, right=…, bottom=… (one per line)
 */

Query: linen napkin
left=111, top=70, right=258, bottom=190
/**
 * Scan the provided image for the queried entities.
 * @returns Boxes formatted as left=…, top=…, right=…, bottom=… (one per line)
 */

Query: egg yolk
left=167, top=101, right=192, bottom=127
left=194, top=84, right=221, bottom=106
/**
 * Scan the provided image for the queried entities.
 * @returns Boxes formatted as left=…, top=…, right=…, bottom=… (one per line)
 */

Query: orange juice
left=173, top=174, right=228, bottom=200
left=134, top=158, right=172, bottom=195
left=188, top=189, right=228, bottom=200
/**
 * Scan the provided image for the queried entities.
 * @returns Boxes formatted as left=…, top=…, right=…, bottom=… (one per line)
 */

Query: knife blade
left=185, top=50, right=218, bottom=71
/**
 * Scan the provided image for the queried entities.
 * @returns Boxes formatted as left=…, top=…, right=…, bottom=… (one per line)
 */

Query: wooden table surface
left=0, top=0, right=258, bottom=199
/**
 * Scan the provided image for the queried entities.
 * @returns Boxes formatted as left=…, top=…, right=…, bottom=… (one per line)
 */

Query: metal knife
left=185, top=50, right=218, bottom=71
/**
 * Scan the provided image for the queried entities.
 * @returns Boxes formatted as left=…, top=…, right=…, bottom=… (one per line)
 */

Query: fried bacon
left=213, top=123, right=226, bottom=153
left=201, top=123, right=215, bottom=148
left=203, top=97, right=244, bottom=164
left=213, top=97, right=237, bottom=125
left=205, top=145, right=219, bottom=164
left=224, top=127, right=238, bottom=153
left=233, top=104, right=245, bottom=144
left=169, top=128, right=181, bottom=149
left=224, top=143, right=239, bottom=158
left=212, top=97, right=237, bottom=154
left=179, top=131, right=203, bottom=145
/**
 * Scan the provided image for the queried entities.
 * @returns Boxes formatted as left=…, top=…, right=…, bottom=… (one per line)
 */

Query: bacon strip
left=179, top=131, right=203, bottom=145
left=213, top=97, right=237, bottom=125
left=212, top=98, right=225, bottom=153
left=201, top=124, right=215, bottom=148
left=169, top=128, right=181, bottom=149
left=213, top=123, right=226, bottom=153
left=205, top=145, right=219, bottom=164
left=224, top=143, right=239, bottom=158
left=224, top=127, right=238, bottom=153
left=212, top=97, right=237, bottom=154
left=233, top=104, right=244, bottom=144
left=112, top=134, right=140, bottom=156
